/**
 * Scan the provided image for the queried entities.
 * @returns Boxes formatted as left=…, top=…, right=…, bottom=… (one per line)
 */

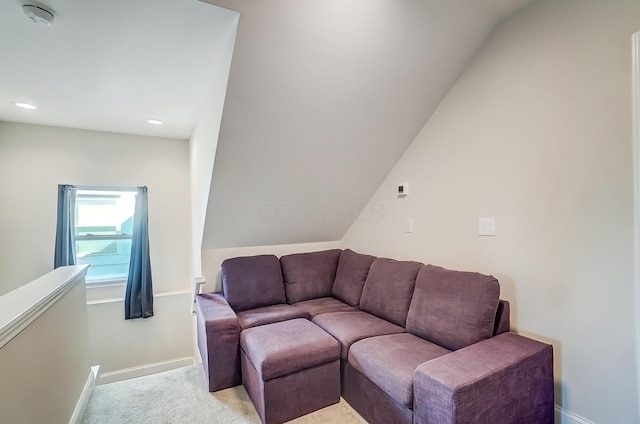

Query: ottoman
left=240, top=318, right=341, bottom=424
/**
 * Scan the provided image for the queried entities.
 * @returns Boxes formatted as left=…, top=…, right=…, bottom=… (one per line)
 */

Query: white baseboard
left=98, top=357, right=194, bottom=385
left=69, top=365, right=99, bottom=424
left=555, top=405, right=594, bottom=424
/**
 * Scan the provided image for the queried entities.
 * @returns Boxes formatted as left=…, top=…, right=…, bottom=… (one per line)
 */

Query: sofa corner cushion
left=280, top=249, right=342, bottom=303
left=359, top=258, right=423, bottom=327
left=221, top=254, right=286, bottom=312
left=406, top=264, right=500, bottom=351
left=292, top=297, right=357, bottom=318
left=331, top=249, right=376, bottom=307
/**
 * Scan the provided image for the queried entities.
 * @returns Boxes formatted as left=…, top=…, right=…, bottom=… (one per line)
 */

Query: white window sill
left=85, top=276, right=127, bottom=286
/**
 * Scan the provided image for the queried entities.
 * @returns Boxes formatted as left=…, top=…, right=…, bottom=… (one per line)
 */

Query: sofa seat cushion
left=237, top=304, right=309, bottom=330
left=240, top=319, right=341, bottom=380
left=221, top=254, right=286, bottom=312
left=313, top=311, right=405, bottom=359
left=280, top=249, right=342, bottom=303
left=406, top=265, right=500, bottom=351
left=359, top=258, right=423, bottom=327
left=349, top=333, right=450, bottom=408
left=292, top=297, right=357, bottom=318
left=332, top=249, right=376, bottom=307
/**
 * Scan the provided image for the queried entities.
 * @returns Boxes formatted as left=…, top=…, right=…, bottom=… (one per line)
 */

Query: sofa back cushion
left=221, top=254, right=286, bottom=312
left=406, top=265, right=500, bottom=350
left=359, top=258, right=423, bottom=326
left=280, top=249, right=342, bottom=303
left=331, top=249, right=376, bottom=307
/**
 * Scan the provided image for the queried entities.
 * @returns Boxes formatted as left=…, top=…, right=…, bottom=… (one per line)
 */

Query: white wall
left=201, top=0, right=532, bottom=251
left=88, top=292, right=193, bottom=377
left=201, top=241, right=341, bottom=293
left=0, top=122, right=193, bottom=374
left=342, top=0, right=640, bottom=422
left=189, top=12, right=239, bottom=278
left=0, top=271, right=91, bottom=424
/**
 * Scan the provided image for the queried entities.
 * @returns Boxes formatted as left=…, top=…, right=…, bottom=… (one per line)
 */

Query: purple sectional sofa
left=195, top=248, right=554, bottom=424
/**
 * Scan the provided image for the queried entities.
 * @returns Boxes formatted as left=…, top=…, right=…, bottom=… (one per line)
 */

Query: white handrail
left=0, top=265, right=89, bottom=349
left=192, top=276, right=207, bottom=314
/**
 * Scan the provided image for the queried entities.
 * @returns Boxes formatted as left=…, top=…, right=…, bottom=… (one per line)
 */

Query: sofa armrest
left=413, top=332, right=554, bottom=424
left=195, top=293, right=242, bottom=391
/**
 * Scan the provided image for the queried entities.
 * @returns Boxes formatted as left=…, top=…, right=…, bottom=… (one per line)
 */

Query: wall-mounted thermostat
left=397, top=183, right=409, bottom=198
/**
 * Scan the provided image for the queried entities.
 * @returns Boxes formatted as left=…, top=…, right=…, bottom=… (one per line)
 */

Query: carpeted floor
left=82, top=365, right=367, bottom=424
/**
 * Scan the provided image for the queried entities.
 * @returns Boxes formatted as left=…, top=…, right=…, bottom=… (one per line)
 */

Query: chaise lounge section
left=195, top=248, right=553, bottom=423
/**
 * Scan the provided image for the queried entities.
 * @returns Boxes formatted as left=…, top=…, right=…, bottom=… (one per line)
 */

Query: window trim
left=85, top=276, right=127, bottom=285
left=75, top=185, right=137, bottom=193
left=75, top=234, right=132, bottom=241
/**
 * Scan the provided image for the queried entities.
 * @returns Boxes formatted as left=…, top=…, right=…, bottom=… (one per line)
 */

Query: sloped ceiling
left=201, top=0, right=533, bottom=249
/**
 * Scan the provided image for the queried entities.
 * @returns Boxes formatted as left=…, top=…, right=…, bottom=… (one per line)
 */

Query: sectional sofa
left=195, top=248, right=554, bottom=424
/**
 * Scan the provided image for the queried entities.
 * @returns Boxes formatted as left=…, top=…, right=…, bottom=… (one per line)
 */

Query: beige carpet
left=82, top=365, right=367, bottom=424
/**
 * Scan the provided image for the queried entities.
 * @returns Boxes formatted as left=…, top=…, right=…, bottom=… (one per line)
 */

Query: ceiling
left=0, top=0, right=238, bottom=139
left=200, top=0, right=534, bottom=249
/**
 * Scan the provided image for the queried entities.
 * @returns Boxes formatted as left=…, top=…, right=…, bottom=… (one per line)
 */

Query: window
left=74, top=188, right=136, bottom=282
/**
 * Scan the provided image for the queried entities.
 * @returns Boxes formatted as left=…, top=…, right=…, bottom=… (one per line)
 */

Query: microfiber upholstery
left=406, top=264, right=500, bottom=351
left=240, top=319, right=340, bottom=380
left=349, top=333, right=450, bottom=408
left=332, top=249, right=376, bottom=307
left=413, top=333, right=554, bottom=424
left=313, top=311, right=405, bottom=359
left=292, top=297, right=357, bottom=318
left=280, top=249, right=342, bottom=303
left=236, top=304, right=309, bottom=330
left=195, top=293, right=241, bottom=391
left=359, top=258, right=423, bottom=327
left=197, top=248, right=552, bottom=424
left=221, top=254, right=286, bottom=312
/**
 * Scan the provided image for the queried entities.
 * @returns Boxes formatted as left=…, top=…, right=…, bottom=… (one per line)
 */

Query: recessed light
left=12, top=101, right=37, bottom=110
left=147, top=119, right=163, bottom=125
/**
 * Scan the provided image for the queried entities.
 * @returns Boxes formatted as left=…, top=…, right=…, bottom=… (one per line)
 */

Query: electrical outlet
left=478, top=217, right=496, bottom=236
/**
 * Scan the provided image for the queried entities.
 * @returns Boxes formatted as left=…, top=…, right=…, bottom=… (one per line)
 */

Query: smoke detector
left=23, top=4, right=56, bottom=26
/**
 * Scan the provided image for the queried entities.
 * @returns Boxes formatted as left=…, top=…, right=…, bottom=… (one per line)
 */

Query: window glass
left=75, top=189, right=136, bottom=282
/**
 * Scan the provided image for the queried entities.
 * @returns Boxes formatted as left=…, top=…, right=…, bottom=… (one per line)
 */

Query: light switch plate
left=478, top=217, right=496, bottom=236
left=405, top=217, right=413, bottom=233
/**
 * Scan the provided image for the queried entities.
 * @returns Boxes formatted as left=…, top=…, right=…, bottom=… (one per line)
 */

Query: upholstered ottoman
left=240, top=318, right=341, bottom=424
